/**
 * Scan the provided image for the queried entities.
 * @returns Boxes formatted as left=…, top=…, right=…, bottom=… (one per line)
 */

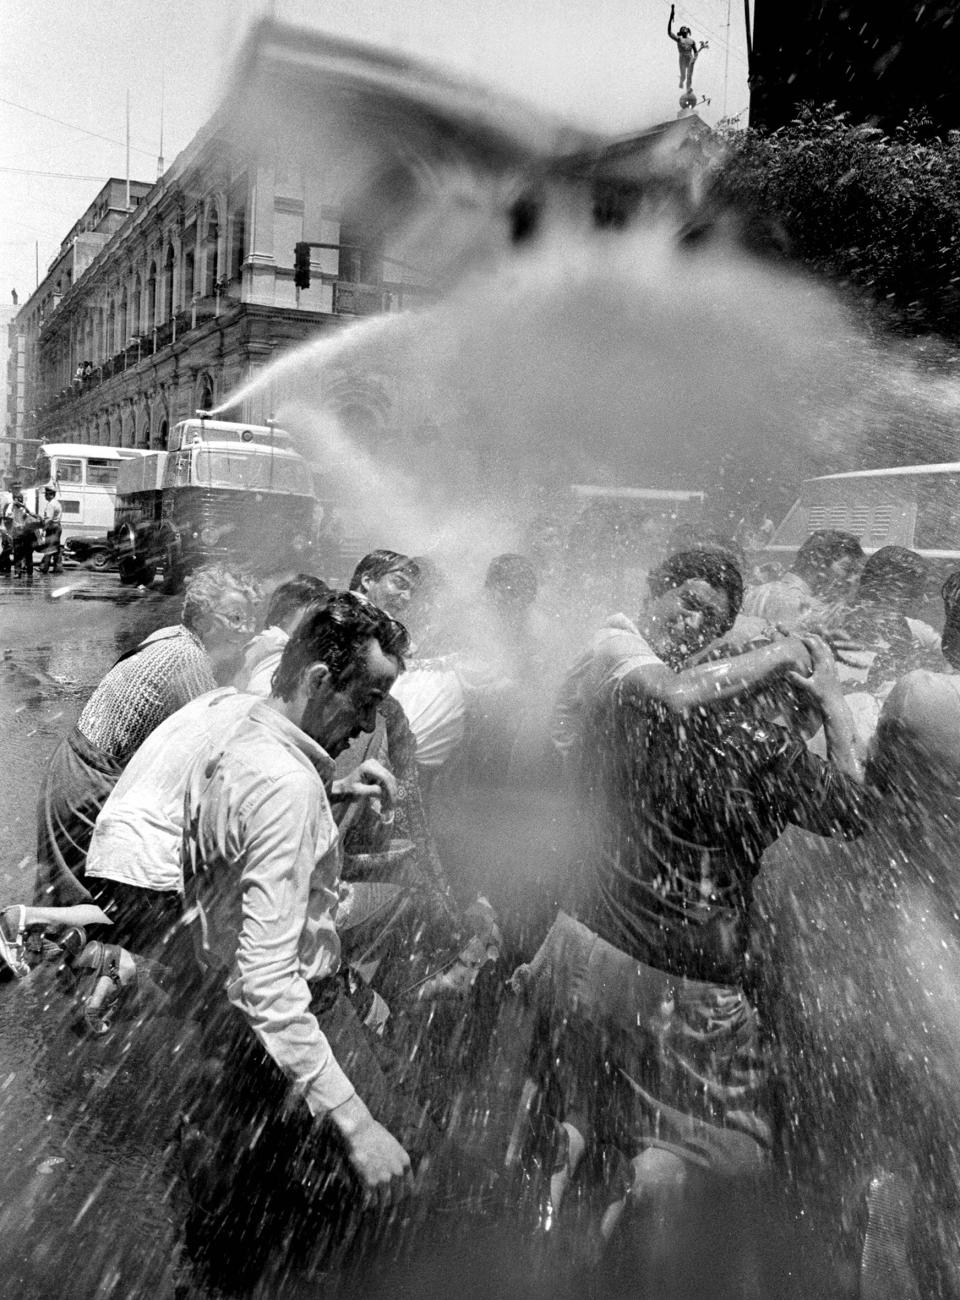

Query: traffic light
left=294, top=241, right=311, bottom=290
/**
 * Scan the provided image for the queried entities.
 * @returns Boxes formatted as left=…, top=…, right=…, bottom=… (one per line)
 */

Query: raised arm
left=619, top=635, right=812, bottom=714
left=668, top=5, right=679, bottom=42
left=776, top=636, right=867, bottom=838
left=787, top=634, right=862, bottom=784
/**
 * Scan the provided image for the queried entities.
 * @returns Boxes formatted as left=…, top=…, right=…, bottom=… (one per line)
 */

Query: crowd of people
left=0, top=484, right=63, bottom=577
left=2, top=525, right=959, bottom=1298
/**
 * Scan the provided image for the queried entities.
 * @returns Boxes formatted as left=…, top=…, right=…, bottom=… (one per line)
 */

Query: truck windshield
left=194, top=448, right=310, bottom=495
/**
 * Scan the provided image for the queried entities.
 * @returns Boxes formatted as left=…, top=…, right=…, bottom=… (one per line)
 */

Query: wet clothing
left=336, top=696, right=459, bottom=930
left=581, top=642, right=865, bottom=985
left=35, top=725, right=124, bottom=906
left=741, top=572, right=827, bottom=629
left=520, top=912, right=769, bottom=1173
left=86, top=687, right=255, bottom=898
left=178, top=972, right=436, bottom=1296
left=830, top=606, right=941, bottom=695
left=176, top=699, right=441, bottom=1294
left=76, top=625, right=215, bottom=763
left=873, top=669, right=960, bottom=786
left=181, top=698, right=351, bottom=1116
left=391, top=657, right=466, bottom=772
left=234, top=624, right=289, bottom=696
left=34, top=626, right=217, bottom=906
left=528, top=616, right=864, bottom=1173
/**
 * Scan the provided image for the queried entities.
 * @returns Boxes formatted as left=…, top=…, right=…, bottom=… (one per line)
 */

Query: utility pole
left=125, top=89, right=131, bottom=211
left=157, top=65, right=164, bottom=179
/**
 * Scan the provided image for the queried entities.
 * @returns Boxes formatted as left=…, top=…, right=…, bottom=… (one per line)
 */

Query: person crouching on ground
left=176, top=592, right=430, bottom=1296
left=34, top=564, right=258, bottom=907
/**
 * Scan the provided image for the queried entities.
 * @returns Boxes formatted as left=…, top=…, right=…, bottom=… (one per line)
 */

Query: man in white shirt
left=38, top=484, right=63, bottom=575
left=742, top=528, right=863, bottom=629
left=176, top=592, right=424, bottom=1295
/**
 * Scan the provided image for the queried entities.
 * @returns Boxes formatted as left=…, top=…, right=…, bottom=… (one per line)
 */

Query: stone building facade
left=18, top=19, right=715, bottom=466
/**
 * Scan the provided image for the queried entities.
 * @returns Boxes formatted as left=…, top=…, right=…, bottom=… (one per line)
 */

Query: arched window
left=106, top=299, right=116, bottom=356
left=229, top=194, right=246, bottom=285
left=131, top=276, right=142, bottom=336
left=146, top=262, right=157, bottom=329
left=199, top=373, right=214, bottom=411
left=203, top=212, right=220, bottom=296
left=182, top=245, right=195, bottom=307
left=163, top=244, right=174, bottom=321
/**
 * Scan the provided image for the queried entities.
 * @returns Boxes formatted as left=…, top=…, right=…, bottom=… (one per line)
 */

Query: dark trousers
left=86, top=876, right=183, bottom=957
left=176, top=976, right=439, bottom=1296
left=13, top=534, right=33, bottom=575
left=39, top=524, right=62, bottom=574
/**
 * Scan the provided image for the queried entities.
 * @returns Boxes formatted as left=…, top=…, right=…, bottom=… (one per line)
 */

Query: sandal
left=70, top=941, right=137, bottom=1036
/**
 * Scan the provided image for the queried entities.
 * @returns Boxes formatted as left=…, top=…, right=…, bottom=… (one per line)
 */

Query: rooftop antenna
left=157, top=66, right=165, bottom=179
left=125, top=89, right=131, bottom=211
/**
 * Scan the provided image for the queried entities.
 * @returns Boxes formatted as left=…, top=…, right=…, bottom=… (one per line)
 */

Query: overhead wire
left=0, top=95, right=157, bottom=159
left=0, top=166, right=111, bottom=181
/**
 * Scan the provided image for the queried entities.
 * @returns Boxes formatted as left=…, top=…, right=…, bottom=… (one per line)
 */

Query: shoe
left=70, top=941, right=138, bottom=1035
left=0, top=906, right=30, bottom=978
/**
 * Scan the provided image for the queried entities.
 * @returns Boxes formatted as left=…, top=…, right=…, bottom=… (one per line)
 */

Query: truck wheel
left=92, top=550, right=111, bottom=570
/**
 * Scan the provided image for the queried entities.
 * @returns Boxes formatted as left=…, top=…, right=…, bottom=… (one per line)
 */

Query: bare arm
left=619, top=635, right=811, bottom=714
left=668, top=5, right=679, bottom=42
left=788, top=634, right=863, bottom=784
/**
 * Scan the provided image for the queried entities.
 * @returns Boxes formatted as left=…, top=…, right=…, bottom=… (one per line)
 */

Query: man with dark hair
left=349, top=549, right=421, bottom=619
left=177, top=592, right=422, bottom=1294
left=527, top=549, right=863, bottom=1282
left=827, top=545, right=941, bottom=706
left=743, top=528, right=864, bottom=628
left=234, top=571, right=330, bottom=695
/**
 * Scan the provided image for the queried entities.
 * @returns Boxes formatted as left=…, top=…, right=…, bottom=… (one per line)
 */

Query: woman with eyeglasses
left=33, top=564, right=259, bottom=909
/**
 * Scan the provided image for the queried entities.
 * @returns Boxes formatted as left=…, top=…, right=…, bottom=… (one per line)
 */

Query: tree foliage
left=713, top=106, right=960, bottom=338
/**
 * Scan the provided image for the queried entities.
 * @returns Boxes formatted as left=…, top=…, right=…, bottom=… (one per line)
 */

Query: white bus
left=22, top=444, right=149, bottom=564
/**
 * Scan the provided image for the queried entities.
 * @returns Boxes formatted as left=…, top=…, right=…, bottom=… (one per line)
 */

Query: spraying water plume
left=213, top=216, right=960, bottom=575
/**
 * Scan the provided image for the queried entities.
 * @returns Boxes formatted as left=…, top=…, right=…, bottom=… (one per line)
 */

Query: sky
left=0, top=0, right=750, bottom=302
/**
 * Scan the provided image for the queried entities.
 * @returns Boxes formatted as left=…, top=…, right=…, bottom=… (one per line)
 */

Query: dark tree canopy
left=712, top=106, right=960, bottom=339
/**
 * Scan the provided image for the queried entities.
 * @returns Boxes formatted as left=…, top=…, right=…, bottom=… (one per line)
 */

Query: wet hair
left=858, top=546, right=930, bottom=607
left=264, top=573, right=330, bottom=631
left=272, top=590, right=409, bottom=701
left=792, top=530, right=863, bottom=588
left=348, top=549, right=420, bottom=592
left=181, top=565, right=259, bottom=634
left=647, top=548, right=744, bottom=627
left=484, top=553, right=538, bottom=606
